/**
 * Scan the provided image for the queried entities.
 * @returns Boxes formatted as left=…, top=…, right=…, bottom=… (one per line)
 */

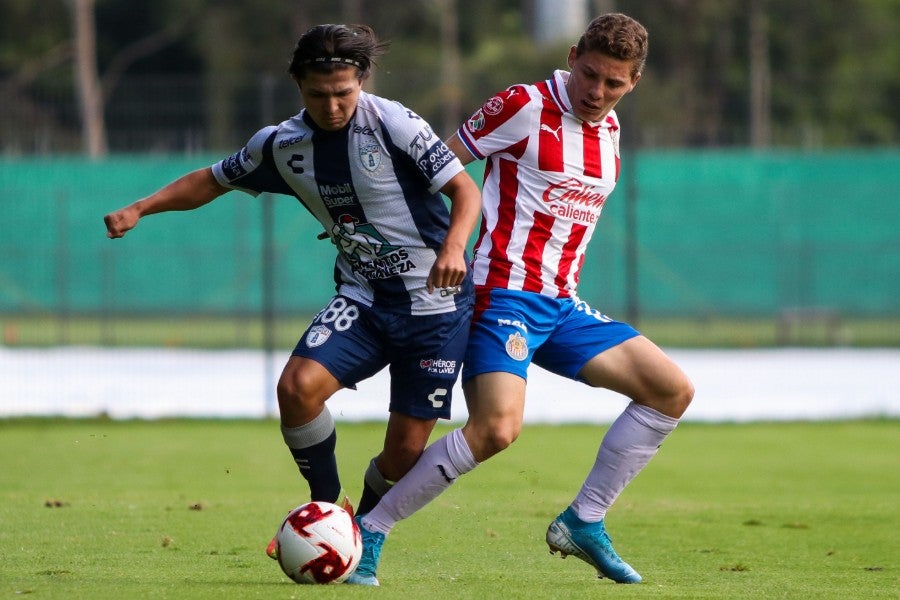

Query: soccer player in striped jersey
left=351, top=13, right=694, bottom=585
left=103, top=24, right=482, bottom=561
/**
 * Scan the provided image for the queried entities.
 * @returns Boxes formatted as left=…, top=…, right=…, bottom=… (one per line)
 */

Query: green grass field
left=3, top=314, right=900, bottom=348
left=1, top=418, right=897, bottom=599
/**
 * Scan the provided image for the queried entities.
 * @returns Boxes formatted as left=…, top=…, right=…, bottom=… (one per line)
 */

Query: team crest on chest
left=359, top=142, right=383, bottom=173
left=505, top=332, right=529, bottom=361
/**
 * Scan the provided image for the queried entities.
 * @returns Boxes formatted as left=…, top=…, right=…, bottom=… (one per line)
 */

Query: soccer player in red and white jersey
left=350, top=14, right=694, bottom=586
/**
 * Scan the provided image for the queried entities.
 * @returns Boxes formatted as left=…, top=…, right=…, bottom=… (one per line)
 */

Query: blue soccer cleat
left=345, top=515, right=385, bottom=586
left=546, top=507, right=642, bottom=584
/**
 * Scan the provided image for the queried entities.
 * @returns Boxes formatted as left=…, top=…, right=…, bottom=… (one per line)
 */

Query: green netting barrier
left=1, top=151, right=898, bottom=318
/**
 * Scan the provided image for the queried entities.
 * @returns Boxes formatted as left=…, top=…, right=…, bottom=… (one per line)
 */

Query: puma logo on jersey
left=540, top=124, right=562, bottom=141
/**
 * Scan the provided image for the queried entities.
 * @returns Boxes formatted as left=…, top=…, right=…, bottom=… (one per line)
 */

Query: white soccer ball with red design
left=275, top=501, right=362, bottom=584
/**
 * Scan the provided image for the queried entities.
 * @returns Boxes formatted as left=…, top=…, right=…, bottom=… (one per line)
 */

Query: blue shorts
left=292, top=295, right=473, bottom=420
left=462, top=288, right=640, bottom=383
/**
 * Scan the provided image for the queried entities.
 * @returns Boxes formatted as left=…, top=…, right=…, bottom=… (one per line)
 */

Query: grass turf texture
left=1, top=419, right=896, bottom=599
left=4, top=314, right=900, bottom=348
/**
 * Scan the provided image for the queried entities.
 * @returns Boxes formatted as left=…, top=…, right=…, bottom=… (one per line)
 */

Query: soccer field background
left=1, top=418, right=896, bottom=599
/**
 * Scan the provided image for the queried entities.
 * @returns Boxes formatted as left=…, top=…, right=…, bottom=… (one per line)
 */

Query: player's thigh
left=579, top=335, right=692, bottom=417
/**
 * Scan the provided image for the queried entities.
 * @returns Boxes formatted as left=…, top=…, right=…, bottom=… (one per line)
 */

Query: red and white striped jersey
left=457, top=70, right=621, bottom=298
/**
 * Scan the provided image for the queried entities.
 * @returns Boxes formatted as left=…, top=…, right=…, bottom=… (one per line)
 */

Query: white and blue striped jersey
left=211, top=91, right=472, bottom=316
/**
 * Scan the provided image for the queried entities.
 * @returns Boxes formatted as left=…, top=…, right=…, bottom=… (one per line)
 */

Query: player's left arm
left=104, top=167, right=229, bottom=239
left=427, top=169, right=481, bottom=293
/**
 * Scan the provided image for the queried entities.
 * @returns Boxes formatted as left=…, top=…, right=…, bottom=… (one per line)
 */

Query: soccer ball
left=275, top=501, right=362, bottom=584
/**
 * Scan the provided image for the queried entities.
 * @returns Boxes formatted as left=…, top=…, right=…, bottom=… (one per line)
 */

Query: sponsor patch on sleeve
left=220, top=147, right=249, bottom=181
left=416, top=140, right=456, bottom=180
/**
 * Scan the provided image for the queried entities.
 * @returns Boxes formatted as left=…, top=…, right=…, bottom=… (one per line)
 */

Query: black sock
left=287, top=429, right=341, bottom=501
left=281, top=408, right=342, bottom=502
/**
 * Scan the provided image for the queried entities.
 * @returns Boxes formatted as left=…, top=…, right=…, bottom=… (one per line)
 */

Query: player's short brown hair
left=576, top=13, right=648, bottom=78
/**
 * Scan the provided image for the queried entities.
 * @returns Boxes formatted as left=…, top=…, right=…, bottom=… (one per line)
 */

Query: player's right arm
left=104, top=167, right=229, bottom=239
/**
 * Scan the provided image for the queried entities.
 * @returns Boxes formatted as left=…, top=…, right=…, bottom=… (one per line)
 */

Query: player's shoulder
left=355, top=92, right=412, bottom=122
left=356, top=91, right=434, bottom=144
left=246, top=124, right=280, bottom=147
left=493, top=81, right=541, bottom=109
left=245, top=114, right=309, bottom=153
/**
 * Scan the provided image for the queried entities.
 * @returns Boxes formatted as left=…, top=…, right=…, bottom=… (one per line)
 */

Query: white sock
left=362, top=428, right=478, bottom=534
left=572, top=402, right=679, bottom=523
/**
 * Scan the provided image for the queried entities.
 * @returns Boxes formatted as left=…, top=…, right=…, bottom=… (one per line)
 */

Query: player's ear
left=566, top=46, right=577, bottom=69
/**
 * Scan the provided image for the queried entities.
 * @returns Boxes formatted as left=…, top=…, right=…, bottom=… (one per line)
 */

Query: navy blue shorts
left=292, top=295, right=473, bottom=420
left=463, top=288, right=640, bottom=383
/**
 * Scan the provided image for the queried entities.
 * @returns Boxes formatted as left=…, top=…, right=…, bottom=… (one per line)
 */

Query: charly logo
left=305, top=325, right=331, bottom=348
left=427, top=388, right=448, bottom=408
left=287, top=154, right=305, bottom=174
left=359, top=142, right=382, bottom=172
left=505, top=332, right=528, bottom=361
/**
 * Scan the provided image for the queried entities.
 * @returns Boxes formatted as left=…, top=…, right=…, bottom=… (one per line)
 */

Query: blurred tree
left=67, top=0, right=107, bottom=156
left=1, top=0, right=897, bottom=152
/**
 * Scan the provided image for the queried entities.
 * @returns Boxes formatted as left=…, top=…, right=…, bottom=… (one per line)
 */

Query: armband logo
left=466, top=109, right=485, bottom=133
left=220, top=148, right=248, bottom=180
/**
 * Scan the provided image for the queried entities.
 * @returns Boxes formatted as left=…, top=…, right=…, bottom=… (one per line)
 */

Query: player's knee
left=276, top=366, right=327, bottom=409
left=663, top=374, right=694, bottom=418
left=473, top=421, right=520, bottom=460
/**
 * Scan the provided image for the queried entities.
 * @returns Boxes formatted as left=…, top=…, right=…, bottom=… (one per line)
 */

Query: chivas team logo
left=505, top=332, right=528, bottom=361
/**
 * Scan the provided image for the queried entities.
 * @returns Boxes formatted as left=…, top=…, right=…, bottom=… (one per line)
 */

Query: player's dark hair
left=576, top=13, right=648, bottom=78
left=288, top=24, right=388, bottom=81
